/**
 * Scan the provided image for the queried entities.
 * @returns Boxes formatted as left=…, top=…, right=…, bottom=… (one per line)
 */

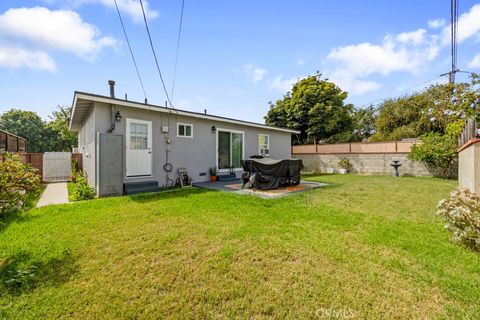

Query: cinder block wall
left=295, top=153, right=456, bottom=177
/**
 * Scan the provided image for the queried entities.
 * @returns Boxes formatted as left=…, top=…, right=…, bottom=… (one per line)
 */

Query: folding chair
left=177, top=167, right=192, bottom=188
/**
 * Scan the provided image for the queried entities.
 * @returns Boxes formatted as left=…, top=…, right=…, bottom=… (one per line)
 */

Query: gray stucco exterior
left=73, top=93, right=297, bottom=193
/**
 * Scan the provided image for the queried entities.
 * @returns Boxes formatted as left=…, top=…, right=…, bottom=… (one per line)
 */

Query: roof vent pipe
left=204, top=109, right=207, bottom=114
left=108, top=80, right=115, bottom=98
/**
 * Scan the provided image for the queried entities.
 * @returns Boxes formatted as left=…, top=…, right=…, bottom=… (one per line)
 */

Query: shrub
left=70, top=171, right=96, bottom=201
left=337, top=158, right=352, bottom=170
left=437, top=189, right=480, bottom=251
left=409, top=132, right=457, bottom=178
left=0, top=153, right=40, bottom=214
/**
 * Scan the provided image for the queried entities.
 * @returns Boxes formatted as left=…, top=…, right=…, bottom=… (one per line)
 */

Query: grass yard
left=1, top=175, right=479, bottom=319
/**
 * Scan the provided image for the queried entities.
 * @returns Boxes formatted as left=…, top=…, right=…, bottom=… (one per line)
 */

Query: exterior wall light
left=211, top=125, right=216, bottom=133
left=115, top=111, right=122, bottom=122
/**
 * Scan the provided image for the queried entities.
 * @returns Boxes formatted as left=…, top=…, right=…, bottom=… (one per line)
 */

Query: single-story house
left=69, top=81, right=299, bottom=196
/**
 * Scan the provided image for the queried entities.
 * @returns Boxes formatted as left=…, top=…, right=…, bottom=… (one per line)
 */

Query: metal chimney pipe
left=108, top=80, right=115, bottom=98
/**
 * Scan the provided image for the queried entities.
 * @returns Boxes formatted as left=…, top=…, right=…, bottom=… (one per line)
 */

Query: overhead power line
left=358, top=75, right=444, bottom=109
left=170, top=0, right=185, bottom=105
left=139, top=0, right=175, bottom=109
left=113, top=0, right=147, bottom=100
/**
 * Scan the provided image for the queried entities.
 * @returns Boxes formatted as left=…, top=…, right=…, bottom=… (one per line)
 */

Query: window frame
left=216, top=128, right=245, bottom=172
left=177, top=122, right=193, bottom=138
left=258, top=133, right=270, bottom=156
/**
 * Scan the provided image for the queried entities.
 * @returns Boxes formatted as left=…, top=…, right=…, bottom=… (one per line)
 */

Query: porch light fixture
left=115, top=110, right=122, bottom=122
left=211, top=125, right=216, bottom=133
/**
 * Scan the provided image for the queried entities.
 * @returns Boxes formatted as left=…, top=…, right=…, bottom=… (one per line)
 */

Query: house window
left=177, top=123, right=193, bottom=138
left=218, top=130, right=244, bottom=170
left=258, top=134, right=269, bottom=156
left=129, top=123, right=148, bottom=150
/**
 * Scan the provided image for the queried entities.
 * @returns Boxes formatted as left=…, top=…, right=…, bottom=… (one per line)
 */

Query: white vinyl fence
left=43, top=152, right=72, bottom=182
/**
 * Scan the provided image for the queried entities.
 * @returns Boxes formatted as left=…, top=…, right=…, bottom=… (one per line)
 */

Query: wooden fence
left=292, top=141, right=418, bottom=155
left=458, top=118, right=479, bottom=147
left=0, top=153, right=82, bottom=180
left=0, top=129, right=27, bottom=152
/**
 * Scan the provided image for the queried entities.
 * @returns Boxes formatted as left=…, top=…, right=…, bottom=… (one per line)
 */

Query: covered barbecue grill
left=241, top=157, right=303, bottom=190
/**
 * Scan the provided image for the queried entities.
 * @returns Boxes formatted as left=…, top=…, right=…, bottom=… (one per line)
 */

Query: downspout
left=107, top=80, right=116, bottom=133
left=107, top=104, right=115, bottom=133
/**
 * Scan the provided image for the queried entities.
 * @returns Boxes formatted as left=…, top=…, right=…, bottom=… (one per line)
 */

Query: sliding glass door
left=217, top=130, right=244, bottom=170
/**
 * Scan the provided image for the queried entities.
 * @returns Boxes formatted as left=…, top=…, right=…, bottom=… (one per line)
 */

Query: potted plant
left=338, top=158, right=352, bottom=174
left=326, top=161, right=335, bottom=174
left=208, top=166, right=218, bottom=182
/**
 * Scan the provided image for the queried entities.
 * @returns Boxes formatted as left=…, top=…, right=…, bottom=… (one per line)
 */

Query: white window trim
left=177, top=122, right=193, bottom=138
left=215, top=128, right=245, bottom=173
left=258, top=133, right=270, bottom=156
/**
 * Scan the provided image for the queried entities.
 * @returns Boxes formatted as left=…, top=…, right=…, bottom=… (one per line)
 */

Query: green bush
left=0, top=153, right=40, bottom=214
left=409, top=132, right=457, bottom=178
left=70, top=171, right=96, bottom=201
left=337, top=158, right=352, bottom=170
left=437, top=189, right=480, bottom=251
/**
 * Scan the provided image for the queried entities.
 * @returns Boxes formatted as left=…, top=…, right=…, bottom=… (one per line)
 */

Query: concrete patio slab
left=37, top=182, right=69, bottom=207
left=193, top=179, right=327, bottom=199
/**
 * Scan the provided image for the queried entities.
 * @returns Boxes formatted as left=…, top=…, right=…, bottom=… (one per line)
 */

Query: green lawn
left=1, top=175, right=479, bottom=319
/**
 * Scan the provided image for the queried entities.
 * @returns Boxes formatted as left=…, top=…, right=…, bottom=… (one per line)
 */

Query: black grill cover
left=241, top=158, right=303, bottom=190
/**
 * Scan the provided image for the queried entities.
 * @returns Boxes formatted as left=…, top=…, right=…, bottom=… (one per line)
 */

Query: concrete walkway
left=37, top=182, right=69, bottom=207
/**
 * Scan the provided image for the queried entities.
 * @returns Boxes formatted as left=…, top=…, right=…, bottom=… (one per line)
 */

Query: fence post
left=349, top=143, right=352, bottom=153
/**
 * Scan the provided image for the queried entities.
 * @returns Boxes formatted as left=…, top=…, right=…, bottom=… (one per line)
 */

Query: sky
left=1, top=0, right=480, bottom=123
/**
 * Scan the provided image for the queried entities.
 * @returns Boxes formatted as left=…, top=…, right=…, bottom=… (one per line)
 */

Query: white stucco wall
left=458, top=141, right=480, bottom=194
left=77, top=108, right=96, bottom=186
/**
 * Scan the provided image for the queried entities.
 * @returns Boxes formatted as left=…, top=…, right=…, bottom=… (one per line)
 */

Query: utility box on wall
left=97, top=133, right=123, bottom=197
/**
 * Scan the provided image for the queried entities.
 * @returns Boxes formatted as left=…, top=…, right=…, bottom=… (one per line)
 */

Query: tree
left=352, top=105, right=377, bottom=141
left=0, top=106, right=78, bottom=153
left=0, top=109, right=46, bottom=152
left=45, top=105, right=77, bottom=152
left=408, top=74, right=480, bottom=178
left=265, top=74, right=354, bottom=144
left=372, top=78, right=480, bottom=141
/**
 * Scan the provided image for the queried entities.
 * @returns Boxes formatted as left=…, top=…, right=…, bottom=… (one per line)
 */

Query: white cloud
left=396, top=29, right=427, bottom=45
left=441, top=4, right=480, bottom=45
left=0, top=46, right=56, bottom=72
left=324, top=28, right=439, bottom=95
left=297, top=58, right=305, bottom=66
left=269, top=75, right=301, bottom=92
left=0, top=7, right=116, bottom=61
left=92, top=0, right=158, bottom=23
left=469, top=53, right=480, bottom=68
left=428, top=18, right=445, bottom=29
left=43, top=0, right=158, bottom=22
left=242, top=64, right=267, bottom=84
left=328, top=70, right=382, bottom=95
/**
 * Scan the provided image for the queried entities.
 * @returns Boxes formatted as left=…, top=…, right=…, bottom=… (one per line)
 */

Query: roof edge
left=71, top=91, right=300, bottom=134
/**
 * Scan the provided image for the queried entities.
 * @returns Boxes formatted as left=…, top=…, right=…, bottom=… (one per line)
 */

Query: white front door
left=126, top=118, right=152, bottom=177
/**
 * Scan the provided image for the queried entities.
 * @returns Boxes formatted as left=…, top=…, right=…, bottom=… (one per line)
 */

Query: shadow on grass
left=129, top=187, right=213, bottom=204
left=0, top=186, right=46, bottom=234
left=0, top=211, right=33, bottom=234
left=0, top=249, right=77, bottom=296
